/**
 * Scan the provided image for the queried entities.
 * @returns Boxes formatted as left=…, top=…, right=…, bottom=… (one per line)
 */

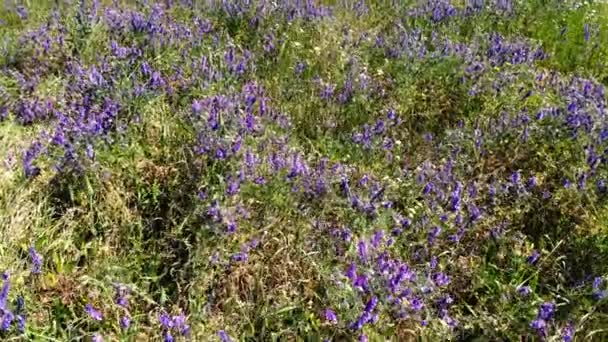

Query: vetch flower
left=510, top=171, right=521, bottom=185
left=410, top=297, right=424, bottom=311
left=593, top=276, right=603, bottom=290
left=85, top=304, right=103, bottom=321
left=597, top=179, right=607, bottom=193
left=469, top=205, right=481, bottom=221
left=370, top=230, right=384, bottom=248
left=115, top=286, right=129, bottom=308
left=538, top=302, right=555, bottom=321
left=120, top=316, right=131, bottom=330
left=163, top=330, right=174, bottom=342
left=231, top=251, right=248, bottom=262
left=423, top=182, right=433, bottom=195
left=562, top=321, right=575, bottom=342
left=1, top=310, right=13, bottom=331
left=324, top=308, right=337, bottom=323
left=159, top=311, right=174, bottom=329
left=530, top=318, right=547, bottom=337
left=354, top=274, right=369, bottom=292
left=527, top=176, right=537, bottom=189
left=430, top=256, right=438, bottom=269
left=172, top=312, right=190, bottom=336
left=449, top=191, right=461, bottom=212
left=427, top=226, right=442, bottom=245
left=294, top=61, right=306, bottom=75
left=346, top=262, right=357, bottom=279
left=437, top=295, right=454, bottom=310
left=432, top=272, right=451, bottom=287
left=16, top=314, right=25, bottom=332
left=227, top=220, right=237, bottom=234
left=358, top=240, right=368, bottom=262
left=592, top=276, right=607, bottom=300
left=28, top=247, right=43, bottom=274
left=218, top=330, right=233, bottom=342
left=364, top=296, right=378, bottom=313
left=527, top=250, right=540, bottom=265
left=517, top=285, right=531, bottom=296
left=0, top=272, right=9, bottom=308
left=16, top=6, right=28, bottom=20
left=192, top=100, right=203, bottom=114
left=15, top=296, right=23, bottom=313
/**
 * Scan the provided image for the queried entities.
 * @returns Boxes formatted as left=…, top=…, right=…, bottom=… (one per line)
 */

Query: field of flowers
left=1, top=0, right=608, bottom=341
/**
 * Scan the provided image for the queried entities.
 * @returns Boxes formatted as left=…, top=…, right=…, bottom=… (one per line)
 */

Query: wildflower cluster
left=0, top=0, right=607, bottom=341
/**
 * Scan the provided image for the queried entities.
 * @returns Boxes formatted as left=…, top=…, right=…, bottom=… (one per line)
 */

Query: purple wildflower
left=231, top=251, right=248, bottom=262
left=218, top=330, right=233, bottom=342
left=593, top=290, right=608, bottom=300
left=227, top=220, right=237, bottom=233
left=423, top=182, right=433, bottom=195
left=597, top=179, right=607, bottom=193
left=410, top=297, right=424, bottom=311
left=530, top=318, right=547, bottom=337
left=364, top=296, right=378, bottom=313
left=428, top=226, right=442, bottom=244
left=85, top=304, right=103, bottom=321
left=592, top=276, right=606, bottom=300
left=120, top=316, right=131, bottom=329
left=517, top=285, right=531, bottom=296
left=562, top=322, right=575, bottom=342
left=115, top=286, right=129, bottom=308
left=527, top=176, right=537, bottom=188
left=346, top=262, right=357, bottom=279
left=16, top=314, right=25, bottom=332
left=0, top=272, right=9, bottom=308
left=192, top=100, right=203, bottom=114
left=538, top=302, right=556, bottom=321
left=449, top=191, right=461, bottom=212
left=354, top=274, right=369, bottom=292
left=370, top=230, right=384, bottom=248
left=593, top=277, right=603, bottom=290
left=163, top=330, right=174, bottom=342
left=16, top=6, right=28, bottom=20
left=358, top=240, right=368, bottom=262
left=159, top=312, right=174, bottom=329
left=29, top=247, right=43, bottom=274
left=15, top=296, right=23, bottom=313
left=324, top=308, right=337, bottom=323
left=510, top=171, right=521, bottom=185
left=294, top=61, right=306, bottom=75
left=527, top=250, right=540, bottom=265
left=1, top=310, right=13, bottom=331
left=173, top=312, right=190, bottom=336
left=432, top=272, right=451, bottom=287
left=469, top=205, right=481, bottom=221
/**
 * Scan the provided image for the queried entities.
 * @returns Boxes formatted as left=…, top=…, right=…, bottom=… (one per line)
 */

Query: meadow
left=1, top=0, right=608, bottom=341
